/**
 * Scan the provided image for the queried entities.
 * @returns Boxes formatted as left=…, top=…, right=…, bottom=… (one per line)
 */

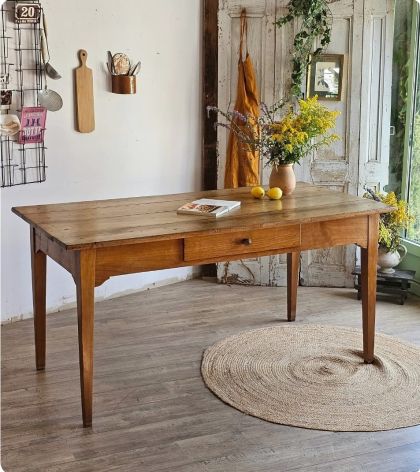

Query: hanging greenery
left=276, top=0, right=333, bottom=96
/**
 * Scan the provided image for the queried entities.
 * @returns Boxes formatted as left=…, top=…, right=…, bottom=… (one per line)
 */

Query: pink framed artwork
left=18, top=107, right=47, bottom=144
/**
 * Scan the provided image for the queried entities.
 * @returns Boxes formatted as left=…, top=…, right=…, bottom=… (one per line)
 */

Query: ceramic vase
left=269, top=164, right=296, bottom=196
left=377, top=245, right=407, bottom=274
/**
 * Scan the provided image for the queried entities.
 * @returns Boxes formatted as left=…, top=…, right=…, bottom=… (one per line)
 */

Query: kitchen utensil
left=38, top=50, right=63, bottom=112
left=75, top=49, right=95, bottom=133
left=107, top=62, right=116, bottom=75
left=38, top=85, right=63, bottom=112
left=107, top=51, right=115, bottom=74
left=112, top=53, right=130, bottom=75
left=41, top=13, right=62, bottom=80
left=129, top=61, right=141, bottom=76
left=0, top=113, right=21, bottom=137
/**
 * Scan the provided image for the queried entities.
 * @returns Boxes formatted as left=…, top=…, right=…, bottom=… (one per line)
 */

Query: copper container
left=111, top=75, right=136, bottom=94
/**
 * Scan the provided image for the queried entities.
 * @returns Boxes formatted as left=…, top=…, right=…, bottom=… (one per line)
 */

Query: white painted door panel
left=358, top=0, right=394, bottom=194
left=297, top=0, right=363, bottom=287
left=217, top=0, right=394, bottom=287
left=217, top=0, right=276, bottom=285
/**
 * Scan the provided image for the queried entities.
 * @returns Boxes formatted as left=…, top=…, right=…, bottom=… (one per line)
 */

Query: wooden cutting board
left=75, top=49, right=95, bottom=133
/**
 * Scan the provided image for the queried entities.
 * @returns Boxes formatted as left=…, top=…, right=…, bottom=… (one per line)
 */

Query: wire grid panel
left=1, top=0, right=47, bottom=188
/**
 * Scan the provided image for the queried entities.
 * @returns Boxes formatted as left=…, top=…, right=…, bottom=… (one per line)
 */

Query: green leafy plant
left=406, top=114, right=420, bottom=242
left=364, top=189, right=414, bottom=252
left=389, top=2, right=413, bottom=196
left=276, top=0, right=332, bottom=96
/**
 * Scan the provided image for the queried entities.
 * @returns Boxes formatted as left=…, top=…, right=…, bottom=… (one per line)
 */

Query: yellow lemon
left=267, top=187, right=283, bottom=200
left=251, top=186, right=265, bottom=199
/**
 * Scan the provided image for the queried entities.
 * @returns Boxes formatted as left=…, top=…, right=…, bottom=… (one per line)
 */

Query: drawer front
left=300, top=216, right=368, bottom=250
left=95, top=239, right=183, bottom=285
left=184, top=225, right=300, bottom=262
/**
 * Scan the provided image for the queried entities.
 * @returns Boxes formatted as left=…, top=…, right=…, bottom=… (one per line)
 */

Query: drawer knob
left=241, top=238, right=252, bottom=246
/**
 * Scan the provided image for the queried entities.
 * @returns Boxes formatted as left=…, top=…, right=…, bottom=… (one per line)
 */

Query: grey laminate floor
left=2, top=280, right=420, bottom=472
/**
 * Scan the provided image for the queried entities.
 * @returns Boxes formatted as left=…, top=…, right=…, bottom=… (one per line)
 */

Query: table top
left=13, top=183, right=392, bottom=250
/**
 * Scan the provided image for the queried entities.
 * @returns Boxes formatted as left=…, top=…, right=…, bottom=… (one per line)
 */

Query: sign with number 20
left=15, top=3, right=41, bottom=24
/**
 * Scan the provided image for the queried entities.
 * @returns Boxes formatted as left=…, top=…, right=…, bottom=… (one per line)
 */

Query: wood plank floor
left=2, top=280, right=420, bottom=472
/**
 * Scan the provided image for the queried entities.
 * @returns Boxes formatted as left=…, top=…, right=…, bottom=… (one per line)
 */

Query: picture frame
left=18, top=107, right=47, bottom=144
left=307, top=54, right=344, bottom=101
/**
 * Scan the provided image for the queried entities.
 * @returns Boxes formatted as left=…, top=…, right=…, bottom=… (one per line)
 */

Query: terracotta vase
left=269, top=164, right=296, bottom=196
left=377, top=244, right=407, bottom=274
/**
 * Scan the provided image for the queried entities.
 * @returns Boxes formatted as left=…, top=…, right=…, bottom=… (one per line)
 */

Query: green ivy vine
left=276, top=0, right=333, bottom=96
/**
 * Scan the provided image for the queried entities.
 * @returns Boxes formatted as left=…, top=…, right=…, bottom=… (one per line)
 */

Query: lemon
left=251, top=186, right=265, bottom=199
left=267, top=187, right=283, bottom=200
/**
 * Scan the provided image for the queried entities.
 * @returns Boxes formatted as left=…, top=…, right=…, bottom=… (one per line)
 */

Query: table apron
left=34, top=215, right=369, bottom=287
left=34, top=229, right=77, bottom=276
left=95, top=216, right=368, bottom=285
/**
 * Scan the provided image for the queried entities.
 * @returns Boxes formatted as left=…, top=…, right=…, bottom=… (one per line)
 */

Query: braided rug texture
left=201, top=325, right=420, bottom=431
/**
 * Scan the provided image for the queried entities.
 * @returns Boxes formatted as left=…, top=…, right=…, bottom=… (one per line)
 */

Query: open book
left=177, top=198, right=241, bottom=218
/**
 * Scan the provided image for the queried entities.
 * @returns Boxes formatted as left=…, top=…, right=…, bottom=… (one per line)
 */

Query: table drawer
left=184, top=225, right=300, bottom=262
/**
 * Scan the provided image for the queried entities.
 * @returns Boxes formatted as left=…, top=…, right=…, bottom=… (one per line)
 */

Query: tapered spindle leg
left=75, top=249, right=96, bottom=427
left=287, top=252, right=300, bottom=322
left=31, top=227, right=47, bottom=371
left=361, top=214, right=379, bottom=363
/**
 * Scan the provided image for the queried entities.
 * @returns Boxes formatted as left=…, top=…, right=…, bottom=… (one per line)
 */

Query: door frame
left=202, top=0, right=219, bottom=192
left=202, top=0, right=219, bottom=277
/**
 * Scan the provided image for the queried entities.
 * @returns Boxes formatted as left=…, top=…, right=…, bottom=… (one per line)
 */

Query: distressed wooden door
left=217, top=0, right=394, bottom=287
left=217, top=0, right=281, bottom=286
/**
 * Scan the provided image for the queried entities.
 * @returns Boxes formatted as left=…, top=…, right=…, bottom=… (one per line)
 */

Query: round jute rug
left=201, top=325, right=420, bottom=431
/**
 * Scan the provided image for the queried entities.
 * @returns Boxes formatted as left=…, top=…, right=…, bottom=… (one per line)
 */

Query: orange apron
left=224, top=10, right=260, bottom=189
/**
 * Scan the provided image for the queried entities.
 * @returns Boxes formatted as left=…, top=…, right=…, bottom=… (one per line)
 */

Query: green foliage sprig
left=364, top=188, right=414, bottom=252
left=207, top=96, right=340, bottom=167
left=276, top=0, right=332, bottom=96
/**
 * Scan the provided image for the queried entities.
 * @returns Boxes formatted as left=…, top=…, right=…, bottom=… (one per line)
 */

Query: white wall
left=0, top=0, right=202, bottom=322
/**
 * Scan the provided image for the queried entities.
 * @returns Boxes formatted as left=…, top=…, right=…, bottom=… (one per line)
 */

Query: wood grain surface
left=2, top=281, right=420, bottom=472
left=12, top=183, right=393, bottom=427
left=184, top=225, right=300, bottom=261
left=13, top=183, right=392, bottom=250
left=75, top=49, right=95, bottom=133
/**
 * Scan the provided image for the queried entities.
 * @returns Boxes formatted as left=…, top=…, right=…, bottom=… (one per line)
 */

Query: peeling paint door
left=217, top=0, right=394, bottom=287
left=297, top=0, right=394, bottom=287
left=217, top=0, right=281, bottom=286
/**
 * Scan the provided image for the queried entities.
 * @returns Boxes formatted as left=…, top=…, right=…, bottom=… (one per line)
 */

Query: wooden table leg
left=31, top=228, right=47, bottom=371
left=75, top=249, right=96, bottom=427
left=361, top=214, right=379, bottom=363
left=287, top=252, right=300, bottom=322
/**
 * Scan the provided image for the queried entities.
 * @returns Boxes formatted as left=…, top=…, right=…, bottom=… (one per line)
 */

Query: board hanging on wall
left=75, top=49, right=95, bottom=133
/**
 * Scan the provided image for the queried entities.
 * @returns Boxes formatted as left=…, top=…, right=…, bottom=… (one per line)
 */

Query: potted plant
left=364, top=189, right=414, bottom=273
left=275, top=0, right=333, bottom=96
left=208, top=96, right=340, bottom=195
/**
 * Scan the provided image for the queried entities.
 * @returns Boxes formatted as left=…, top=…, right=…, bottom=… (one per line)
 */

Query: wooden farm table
left=13, top=183, right=392, bottom=427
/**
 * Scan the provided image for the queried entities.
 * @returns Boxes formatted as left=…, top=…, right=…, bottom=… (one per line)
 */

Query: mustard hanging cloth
left=224, top=10, right=260, bottom=189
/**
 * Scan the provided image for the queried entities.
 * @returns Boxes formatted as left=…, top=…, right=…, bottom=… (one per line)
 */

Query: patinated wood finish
left=216, top=1, right=394, bottom=288
left=13, top=183, right=392, bottom=427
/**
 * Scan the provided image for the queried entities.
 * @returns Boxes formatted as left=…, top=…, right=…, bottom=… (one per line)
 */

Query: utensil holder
left=111, top=75, right=136, bottom=94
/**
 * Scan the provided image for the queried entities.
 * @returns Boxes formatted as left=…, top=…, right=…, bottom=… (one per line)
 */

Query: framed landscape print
left=307, top=54, right=344, bottom=101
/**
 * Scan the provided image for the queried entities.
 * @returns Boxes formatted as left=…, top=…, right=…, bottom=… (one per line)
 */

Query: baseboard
left=1, top=271, right=200, bottom=325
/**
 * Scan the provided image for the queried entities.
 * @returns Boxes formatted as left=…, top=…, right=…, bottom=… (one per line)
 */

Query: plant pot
left=269, top=164, right=296, bottom=196
left=377, top=245, right=407, bottom=274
